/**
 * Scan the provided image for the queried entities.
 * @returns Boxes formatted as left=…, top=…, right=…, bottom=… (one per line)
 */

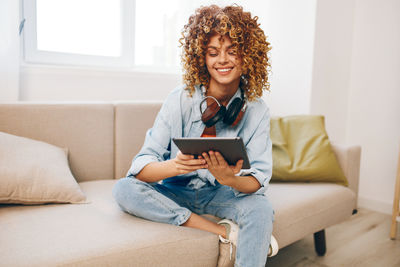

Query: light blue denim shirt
left=127, top=85, right=272, bottom=196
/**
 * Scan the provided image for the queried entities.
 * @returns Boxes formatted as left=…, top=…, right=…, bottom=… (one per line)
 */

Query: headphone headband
left=200, top=86, right=246, bottom=127
left=199, top=96, right=222, bottom=114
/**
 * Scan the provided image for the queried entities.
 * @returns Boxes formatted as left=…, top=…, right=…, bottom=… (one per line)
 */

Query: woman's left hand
left=201, top=151, right=243, bottom=187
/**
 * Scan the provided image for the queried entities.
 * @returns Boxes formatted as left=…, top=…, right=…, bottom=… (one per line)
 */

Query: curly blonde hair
left=180, top=5, right=271, bottom=101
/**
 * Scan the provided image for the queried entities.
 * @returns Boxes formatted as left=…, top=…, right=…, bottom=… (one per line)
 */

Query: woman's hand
left=172, top=151, right=208, bottom=175
left=201, top=151, right=243, bottom=186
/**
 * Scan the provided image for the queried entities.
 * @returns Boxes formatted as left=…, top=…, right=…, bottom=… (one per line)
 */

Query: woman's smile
left=215, top=67, right=234, bottom=75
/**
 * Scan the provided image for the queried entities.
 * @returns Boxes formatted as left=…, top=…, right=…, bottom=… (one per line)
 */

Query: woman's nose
left=218, top=51, right=228, bottom=64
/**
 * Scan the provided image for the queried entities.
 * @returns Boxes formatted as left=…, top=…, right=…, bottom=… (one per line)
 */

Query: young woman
left=113, top=5, right=277, bottom=267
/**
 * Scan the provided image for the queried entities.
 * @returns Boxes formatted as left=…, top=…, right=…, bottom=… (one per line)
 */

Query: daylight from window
left=36, top=0, right=121, bottom=57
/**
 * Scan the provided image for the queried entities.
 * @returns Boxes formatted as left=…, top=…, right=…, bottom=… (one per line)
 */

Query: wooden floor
left=266, top=208, right=400, bottom=267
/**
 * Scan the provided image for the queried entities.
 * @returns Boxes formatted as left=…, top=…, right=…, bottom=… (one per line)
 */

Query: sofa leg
left=313, top=229, right=326, bottom=256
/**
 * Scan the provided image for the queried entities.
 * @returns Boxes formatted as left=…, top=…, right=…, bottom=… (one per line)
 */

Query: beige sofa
left=0, top=102, right=361, bottom=267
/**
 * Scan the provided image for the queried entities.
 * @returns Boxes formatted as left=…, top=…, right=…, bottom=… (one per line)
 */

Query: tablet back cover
left=172, top=137, right=250, bottom=169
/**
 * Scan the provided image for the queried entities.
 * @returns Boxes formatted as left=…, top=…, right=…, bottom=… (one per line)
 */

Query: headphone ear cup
left=201, top=102, right=226, bottom=127
left=223, top=98, right=243, bottom=125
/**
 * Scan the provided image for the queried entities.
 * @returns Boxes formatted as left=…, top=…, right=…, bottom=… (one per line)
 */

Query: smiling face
left=205, top=34, right=243, bottom=98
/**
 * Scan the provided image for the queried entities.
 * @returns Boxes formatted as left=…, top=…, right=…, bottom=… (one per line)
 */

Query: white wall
left=310, top=0, right=400, bottom=214
left=310, top=0, right=355, bottom=144
left=346, top=0, right=400, bottom=214
left=261, top=0, right=317, bottom=116
left=0, top=0, right=20, bottom=101
left=20, top=65, right=180, bottom=101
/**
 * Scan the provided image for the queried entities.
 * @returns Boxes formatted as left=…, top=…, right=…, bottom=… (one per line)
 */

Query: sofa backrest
left=114, top=102, right=162, bottom=179
left=0, top=103, right=114, bottom=182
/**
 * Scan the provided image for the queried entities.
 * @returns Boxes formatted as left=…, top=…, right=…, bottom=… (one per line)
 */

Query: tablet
left=172, top=137, right=251, bottom=169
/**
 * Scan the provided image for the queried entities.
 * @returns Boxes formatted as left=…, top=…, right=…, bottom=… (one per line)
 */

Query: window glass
left=36, top=0, right=121, bottom=57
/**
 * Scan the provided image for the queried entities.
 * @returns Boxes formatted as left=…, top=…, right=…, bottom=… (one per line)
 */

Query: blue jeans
left=112, top=177, right=274, bottom=267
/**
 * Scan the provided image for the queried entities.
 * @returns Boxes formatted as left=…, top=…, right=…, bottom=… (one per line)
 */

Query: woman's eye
left=209, top=53, right=218, bottom=57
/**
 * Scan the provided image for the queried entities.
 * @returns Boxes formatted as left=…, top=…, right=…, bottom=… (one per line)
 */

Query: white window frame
left=22, top=0, right=135, bottom=68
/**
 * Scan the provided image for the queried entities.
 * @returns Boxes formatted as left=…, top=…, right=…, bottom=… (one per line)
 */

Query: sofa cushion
left=267, top=183, right=355, bottom=248
left=270, top=115, right=348, bottom=186
left=0, top=132, right=86, bottom=204
left=0, top=180, right=218, bottom=267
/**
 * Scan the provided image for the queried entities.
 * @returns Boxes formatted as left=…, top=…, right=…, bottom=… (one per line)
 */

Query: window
left=23, top=0, right=133, bottom=68
left=22, top=0, right=256, bottom=70
left=36, top=0, right=121, bottom=57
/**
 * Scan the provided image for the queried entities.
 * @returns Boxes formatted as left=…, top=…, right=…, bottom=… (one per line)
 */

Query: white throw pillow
left=0, top=132, right=87, bottom=204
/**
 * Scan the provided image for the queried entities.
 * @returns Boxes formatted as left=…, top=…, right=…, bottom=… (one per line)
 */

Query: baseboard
left=358, top=196, right=393, bottom=215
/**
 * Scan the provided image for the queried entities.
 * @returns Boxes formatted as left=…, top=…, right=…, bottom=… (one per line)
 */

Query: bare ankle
left=219, top=224, right=228, bottom=239
left=182, top=213, right=227, bottom=237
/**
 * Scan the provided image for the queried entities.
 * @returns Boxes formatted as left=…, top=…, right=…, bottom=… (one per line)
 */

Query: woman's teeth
left=217, top=68, right=232, bottom=72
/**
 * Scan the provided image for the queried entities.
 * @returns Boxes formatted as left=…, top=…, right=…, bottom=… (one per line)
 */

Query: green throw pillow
left=270, top=115, right=348, bottom=186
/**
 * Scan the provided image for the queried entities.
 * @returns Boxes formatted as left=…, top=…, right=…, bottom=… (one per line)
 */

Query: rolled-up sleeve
left=232, top=106, right=272, bottom=197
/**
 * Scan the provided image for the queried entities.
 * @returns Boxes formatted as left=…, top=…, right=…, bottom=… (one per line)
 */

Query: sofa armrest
left=331, top=144, right=361, bottom=206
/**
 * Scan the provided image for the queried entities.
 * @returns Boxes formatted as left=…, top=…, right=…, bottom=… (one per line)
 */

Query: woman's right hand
left=172, top=151, right=208, bottom=175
